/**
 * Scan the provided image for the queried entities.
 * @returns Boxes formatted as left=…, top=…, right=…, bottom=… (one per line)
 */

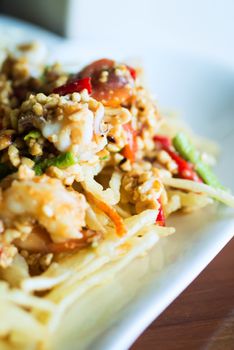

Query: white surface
left=0, top=15, right=234, bottom=350
left=67, top=0, right=234, bottom=67
left=2, top=1, right=234, bottom=66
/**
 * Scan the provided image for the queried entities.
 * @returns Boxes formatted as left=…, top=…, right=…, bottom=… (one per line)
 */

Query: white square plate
left=1, top=15, right=234, bottom=350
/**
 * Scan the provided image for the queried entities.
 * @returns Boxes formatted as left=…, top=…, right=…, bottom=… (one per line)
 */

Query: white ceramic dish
left=0, top=15, right=234, bottom=350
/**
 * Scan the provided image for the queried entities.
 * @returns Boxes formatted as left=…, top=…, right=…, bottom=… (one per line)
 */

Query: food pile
left=0, top=43, right=233, bottom=348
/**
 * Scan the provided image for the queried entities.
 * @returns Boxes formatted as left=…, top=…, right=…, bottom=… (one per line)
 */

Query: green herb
left=24, top=130, right=41, bottom=141
left=34, top=152, right=77, bottom=175
left=173, top=132, right=223, bottom=189
left=34, top=164, right=43, bottom=176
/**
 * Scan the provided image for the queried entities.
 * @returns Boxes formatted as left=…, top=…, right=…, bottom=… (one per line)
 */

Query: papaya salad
left=0, top=42, right=233, bottom=349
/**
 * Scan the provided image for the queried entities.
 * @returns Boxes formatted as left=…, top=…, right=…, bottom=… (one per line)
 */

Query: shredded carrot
left=86, top=192, right=126, bottom=236
left=121, top=122, right=138, bottom=162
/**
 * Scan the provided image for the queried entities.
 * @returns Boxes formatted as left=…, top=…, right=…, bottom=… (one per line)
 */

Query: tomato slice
left=77, top=59, right=135, bottom=106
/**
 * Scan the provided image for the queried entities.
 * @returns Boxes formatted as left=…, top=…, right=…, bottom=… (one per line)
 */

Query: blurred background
left=0, top=0, right=233, bottom=66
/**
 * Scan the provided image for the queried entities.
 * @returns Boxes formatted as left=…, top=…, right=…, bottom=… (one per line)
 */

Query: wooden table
left=131, top=238, right=234, bottom=350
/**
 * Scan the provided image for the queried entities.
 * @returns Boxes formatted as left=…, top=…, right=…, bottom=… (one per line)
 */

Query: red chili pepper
left=121, top=122, right=138, bottom=162
left=154, top=135, right=202, bottom=182
left=127, top=66, right=137, bottom=80
left=166, top=148, right=202, bottom=182
left=53, top=77, right=92, bottom=95
left=156, top=198, right=165, bottom=226
left=154, top=135, right=172, bottom=149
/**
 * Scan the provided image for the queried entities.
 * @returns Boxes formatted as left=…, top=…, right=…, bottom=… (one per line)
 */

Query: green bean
left=173, top=132, right=223, bottom=189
